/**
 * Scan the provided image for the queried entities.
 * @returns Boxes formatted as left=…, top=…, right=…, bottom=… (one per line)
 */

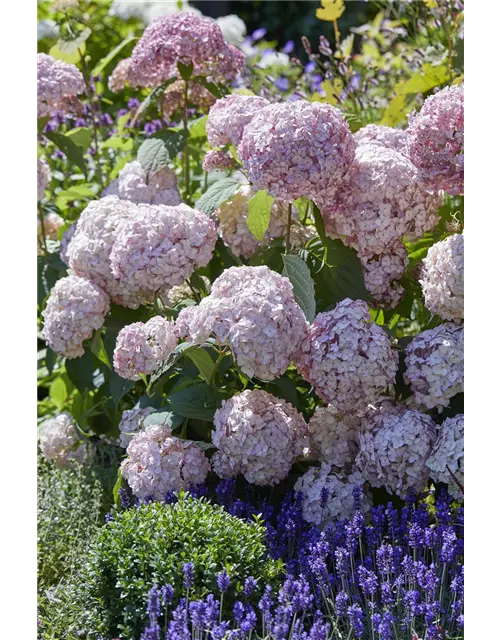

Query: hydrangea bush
left=37, top=1, right=464, bottom=638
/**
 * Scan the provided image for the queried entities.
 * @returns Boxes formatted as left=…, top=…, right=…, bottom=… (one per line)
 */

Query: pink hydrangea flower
left=108, top=57, right=132, bottom=92
left=42, top=275, right=110, bottom=358
left=354, top=124, right=408, bottom=155
left=206, top=94, right=270, bottom=147
left=296, top=299, right=398, bottom=413
left=407, top=83, right=464, bottom=195
left=103, top=161, right=181, bottom=207
left=113, top=316, right=178, bottom=381
left=128, top=12, right=244, bottom=88
left=37, top=52, right=85, bottom=118
left=161, top=80, right=216, bottom=118
left=426, top=414, right=464, bottom=498
left=238, top=100, right=355, bottom=203
left=202, top=150, right=236, bottom=173
left=118, top=406, right=156, bottom=449
left=39, top=412, right=87, bottom=468
left=212, top=389, right=308, bottom=486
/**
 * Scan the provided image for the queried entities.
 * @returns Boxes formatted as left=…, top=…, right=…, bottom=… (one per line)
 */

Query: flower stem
left=38, top=206, right=48, bottom=255
left=183, top=80, right=191, bottom=204
left=78, top=47, right=104, bottom=190
left=285, top=202, right=293, bottom=253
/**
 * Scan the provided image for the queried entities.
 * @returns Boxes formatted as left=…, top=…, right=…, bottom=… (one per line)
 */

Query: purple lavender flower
left=182, top=562, right=194, bottom=589
left=252, top=28, right=267, bottom=41
left=347, top=603, right=364, bottom=638
left=283, top=40, right=295, bottom=54
left=217, top=569, right=230, bottom=593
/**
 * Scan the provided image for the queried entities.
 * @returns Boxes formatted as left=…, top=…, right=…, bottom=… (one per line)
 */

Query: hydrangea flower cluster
left=319, top=144, right=441, bottom=306
left=163, top=275, right=211, bottom=307
left=212, top=389, right=308, bottom=486
left=176, top=266, right=308, bottom=380
left=353, top=124, right=408, bottom=155
left=39, top=412, right=87, bottom=467
left=121, top=424, right=210, bottom=501
left=294, top=463, right=372, bottom=525
left=102, top=161, right=181, bottom=207
left=109, top=203, right=217, bottom=306
left=65, top=196, right=140, bottom=307
left=202, top=149, right=236, bottom=173
left=420, top=233, right=464, bottom=322
left=113, top=316, right=178, bottom=380
left=118, top=406, right=156, bottom=448
left=37, top=157, right=51, bottom=201
left=355, top=401, right=437, bottom=497
left=426, top=414, right=464, bottom=498
left=307, top=405, right=362, bottom=474
left=42, top=275, right=110, bottom=358
left=37, top=212, right=64, bottom=254
left=37, top=52, right=85, bottom=118
left=127, top=12, right=244, bottom=88
left=296, top=299, right=398, bottom=413
left=404, top=322, right=464, bottom=410
left=407, top=83, right=464, bottom=195
left=108, top=57, right=132, bottom=92
left=206, top=94, right=270, bottom=147
left=238, top=101, right=355, bottom=203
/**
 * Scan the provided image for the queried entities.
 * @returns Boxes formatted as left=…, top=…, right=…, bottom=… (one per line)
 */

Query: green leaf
left=65, top=349, right=97, bottom=392
left=49, top=41, right=85, bottom=65
left=65, top=127, right=92, bottom=150
left=247, top=190, right=275, bottom=241
left=101, top=135, right=134, bottom=151
left=189, top=115, right=207, bottom=139
left=143, top=411, right=184, bottom=430
left=108, top=373, right=135, bottom=409
left=92, top=35, right=137, bottom=76
left=44, top=130, right=87, bottom=175
left=113, top=468, right=123, bottom=508
left=192, top=76, right=228, bottom=99
left=183, top=346, right=215, bottom=384
left=196, top=178, right=241, bottom=216
left=168, top=383, right=222, bottom=421
left=57, top=27, right=91, bottom=56
left=177, top=61, right=193, bottom=82
left=50, top=377, right=68, bottom=411
left=137, top=132, right=187, bottom=174
left=282, top=254, right=316, bottom=322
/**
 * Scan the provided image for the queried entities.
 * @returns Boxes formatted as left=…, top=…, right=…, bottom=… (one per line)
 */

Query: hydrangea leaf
left=167, top=383, right=222, bottom=421
left=65, top=127, right=92, bottom=150
left=182, top=346, right=216, bottom=384
left=196, top=177, right=241, bottom=216
left=282, top=254, right=316, bottom=322
left=44, top=130, right=88, bottom=176
left=92, top=35, right=137, bottom=76
left=137, top=132, right=186, bottom=175
left=189, top=115, right=207, bottom=139
left=247, top=190, right=275, bottom=241
left=143, top=411, right=184, bottom=430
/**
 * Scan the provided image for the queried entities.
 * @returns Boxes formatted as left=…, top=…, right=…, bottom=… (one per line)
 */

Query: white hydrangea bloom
left=212, top=389, right=308, bottom=486
left=257, top=51, right=290, bottom=69
left=42, top=275, right=110, bottom=358
left=308, top=405, right=362, bottom=475
left=39, top=412, right=87, bottom=468
left=37, top=19, right=60, bottom=41
left=113, top=316, right=178, bottom=381
left=109, top=203, right=217, bottom=306
left=121, top=424, right=209, bottom=501
left=216, top=15, right=247, bottom=47
left=420, top=234, right=464, bottom=322
left=38, top=157, right=51, bottom=201
left=66, top=196, right=142, bottom=308
left=109, top=1, right=198, bottom=22
left=296, top=299, right=398, bottom=413
left=176, top=266, right=308, bottom=380
left=294, top=463, right=372, bottom=525
left=102, top=161, right=181, bottom=207
left=355, top=401, right=437, bottom=497
left=60, top=222, right=77, bottom=266
left=404, top=322, right=464, bottom=410
left=426, top=414, right=464, bottom=498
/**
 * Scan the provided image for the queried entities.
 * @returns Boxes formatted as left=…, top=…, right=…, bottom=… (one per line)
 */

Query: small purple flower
left=275, top=77, right=290, bottom=92
left=244, top=576, right=257, bottom=597
left=283, top=40, right=295, bottom=54
left=304, top=61, right=316, bottom=73
left=217, top=569, right=230, bottom=593
left=251, top=27, right=267, bottom=41
left=182, top=562, right=194, bottom=589
left=347, top=603, right=364, bottom=638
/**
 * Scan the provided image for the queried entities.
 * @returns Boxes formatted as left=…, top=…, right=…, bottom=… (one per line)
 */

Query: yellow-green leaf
left=247, top=190, right=275, bottom=241
left=316, top=0, right=345, bottom=22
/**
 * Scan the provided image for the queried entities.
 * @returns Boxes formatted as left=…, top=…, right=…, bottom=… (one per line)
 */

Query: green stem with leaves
left=78, top=47, right=104, bottom=190
left=38, top=205, right=48, bottom=255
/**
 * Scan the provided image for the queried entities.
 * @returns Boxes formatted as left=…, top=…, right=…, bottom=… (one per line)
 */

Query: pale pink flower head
left=37, top=212, right=64, bottom=255
left=176, top=265, right=308, bottom=380
left=128, top=12, right=245, bottom=88
left=42, top=275, right=110, bottom=358
left=407, top=83, right=464, bottom=195
left=212, top=389, right=308, bottom=486
left=320, top=144, right=442, bottom=256
left=295, top=463, right=372, bottom=525
left=118, top=406, right=156, bottom=449
left=121, top=424, right=210, bottom=501
left=202, top=149, right=236, bottom=173
left=206, top=94, right=270, bottom=147
left=354, top=124, right=408, bottom=155
left=37, top=52, right=85, bottom=118
left=238, top=100, right=355, bottom=202
left=109, top=203, right=217, bottom=305
left=426, top=414, right=464, bottom=499
left=65, top=196, right=142, bottom=308
left=355, top=400, right=437, bottom=497
left=420, top=234, right=464, bottom=322
left=103, top=161, right=181, bottom=207
left=108, top=57, right=132, bottom=92
left=39, top=411, right=87, bottom=468
left=404, top=322, right=464, bottom=411
left=38, top=157, right=51, bottom=201
left=113, top=316, right=178, bottom=381
left=359, top=242, right=409, bottom=308
left=296, top=299, right=398, bottom=413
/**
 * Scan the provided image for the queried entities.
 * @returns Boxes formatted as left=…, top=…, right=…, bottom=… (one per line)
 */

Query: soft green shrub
left=76, top=494, right=282, bottom=638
